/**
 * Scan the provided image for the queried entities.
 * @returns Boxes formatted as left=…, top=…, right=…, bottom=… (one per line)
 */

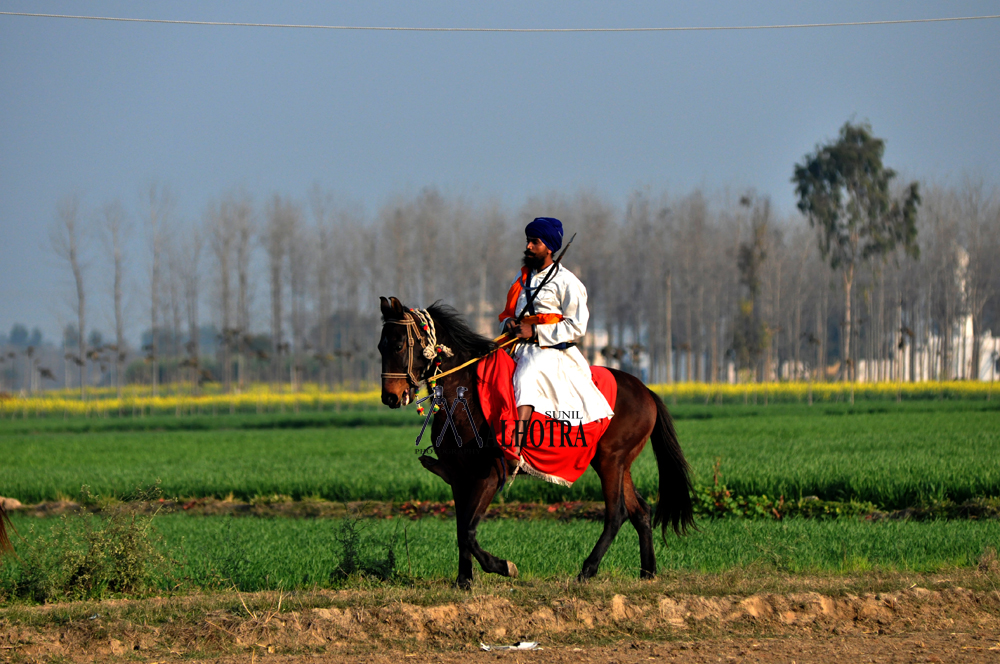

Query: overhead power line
left=1, top=11, right=999, bottom=32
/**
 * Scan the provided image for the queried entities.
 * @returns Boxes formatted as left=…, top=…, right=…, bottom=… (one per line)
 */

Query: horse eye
left=395, top=343, right=404, bottom=352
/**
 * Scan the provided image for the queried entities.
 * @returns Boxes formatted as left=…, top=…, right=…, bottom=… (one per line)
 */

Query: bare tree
left=664, top=270, right=673, bottom=383
left=35, top=177, right=998, bottom=392
left=310, top=184, right=335, bottom=387
left=959, top=180, right=1000, bottom=379
left=99, top=199, right=130, bottom=398
left=920, top=185, right=962, bottom=380
left=265, top=195, right=300, bottom=388
left=230, top=192, right=255, bottom=390
left=288, top=212, right=311, bottom=392
left=179, top=226, right=203, bottom=393
left=378, top=197, right=418, bottom=306
left=166, top=236, right=183, bottom=376
left=50, top=194, right=88, bottom=399
left=415, top=189, right=444, bottom=306
left=207, top=200, right=234, bottom=391
left=144, top=183, right=174, bottom=397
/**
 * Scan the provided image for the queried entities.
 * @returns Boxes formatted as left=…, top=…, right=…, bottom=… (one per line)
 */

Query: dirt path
left=4, top=575, right=1000, bottom=663
left=199, top=633, right=1000, bottom=664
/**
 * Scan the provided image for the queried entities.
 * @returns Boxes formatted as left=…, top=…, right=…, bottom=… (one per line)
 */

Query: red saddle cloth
left=476, top=350, right=617, bottom=487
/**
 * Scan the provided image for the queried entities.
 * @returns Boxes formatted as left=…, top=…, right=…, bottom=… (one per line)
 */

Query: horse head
left=378, top=296, right=428, bottom=408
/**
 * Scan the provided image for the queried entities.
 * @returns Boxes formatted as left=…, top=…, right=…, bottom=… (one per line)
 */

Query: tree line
left=13, top=122, right=1000, bottom=396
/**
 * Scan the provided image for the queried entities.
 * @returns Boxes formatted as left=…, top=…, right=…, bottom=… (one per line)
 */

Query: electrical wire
left=1, top=11, right=999, bottom=33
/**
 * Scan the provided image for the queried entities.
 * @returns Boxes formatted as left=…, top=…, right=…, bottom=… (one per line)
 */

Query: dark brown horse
left=379, top=297, right=694, bottom=587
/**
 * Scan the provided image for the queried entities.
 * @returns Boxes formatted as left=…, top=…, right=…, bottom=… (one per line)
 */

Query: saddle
left=476, top=350, right=617, bottom=487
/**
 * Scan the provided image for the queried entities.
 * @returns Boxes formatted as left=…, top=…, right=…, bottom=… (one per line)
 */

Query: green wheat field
left=1, top=400, right=998, bottom=507
left=1, top=398, right=999, bottom=598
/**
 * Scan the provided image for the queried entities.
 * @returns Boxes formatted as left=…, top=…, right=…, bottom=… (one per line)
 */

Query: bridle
left=380, top=314, right=425, bottom=389
left=380, top=306, right=516, bottom=431
left=380, top=308, right=452, bottom=390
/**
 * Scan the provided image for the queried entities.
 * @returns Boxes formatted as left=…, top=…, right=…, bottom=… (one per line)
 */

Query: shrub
left=331, top=515, right=399, bottom=582
left=2, top=485, right=165, bottom=602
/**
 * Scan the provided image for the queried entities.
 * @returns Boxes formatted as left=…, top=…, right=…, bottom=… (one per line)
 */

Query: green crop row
left=0, top=398, right=995, bottom=435
left=1, top=404, right=997, bottom=510
left=2, top=513, right=998, bottom=599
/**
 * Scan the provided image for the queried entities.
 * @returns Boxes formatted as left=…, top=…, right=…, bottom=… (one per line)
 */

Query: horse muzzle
left=381, top=385, right=413, bottom=409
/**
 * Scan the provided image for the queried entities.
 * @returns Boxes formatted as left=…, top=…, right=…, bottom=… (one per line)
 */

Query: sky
left=1, top=1, right=999, bottom=345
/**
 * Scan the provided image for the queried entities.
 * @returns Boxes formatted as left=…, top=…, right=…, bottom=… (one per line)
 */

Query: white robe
left=500, top=263, right=615, bottom=426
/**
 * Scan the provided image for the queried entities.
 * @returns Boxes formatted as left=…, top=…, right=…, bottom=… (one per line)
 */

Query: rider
left=499, top=217, right=614, bottom=440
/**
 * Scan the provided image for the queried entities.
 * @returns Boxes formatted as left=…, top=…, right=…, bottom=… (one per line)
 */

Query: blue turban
left=525, top=217, right=563, bottom=253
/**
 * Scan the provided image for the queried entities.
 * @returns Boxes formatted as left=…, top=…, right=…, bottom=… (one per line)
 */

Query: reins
left=430, top=334, right=517, bottom=381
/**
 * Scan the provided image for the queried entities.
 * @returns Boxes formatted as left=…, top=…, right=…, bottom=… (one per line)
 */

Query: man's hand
left=515, top=322, right=535, bottom=339
left=502, top=318, right=534, bottom=339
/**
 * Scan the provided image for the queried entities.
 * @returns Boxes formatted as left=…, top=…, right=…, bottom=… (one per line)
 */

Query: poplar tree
left=792, top=121, right=920, bottom=380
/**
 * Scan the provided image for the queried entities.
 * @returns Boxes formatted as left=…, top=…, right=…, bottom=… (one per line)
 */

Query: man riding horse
left=500, top=217, right=614, bottom=443
left=378, top=216, right=693, bottom=587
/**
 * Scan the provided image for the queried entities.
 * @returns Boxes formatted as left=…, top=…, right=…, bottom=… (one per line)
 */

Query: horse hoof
left=506, top=561, right=519, bottom=578
left=455, top=578, right=472, bottom=590
left=640, top=569, right=656, bottom=580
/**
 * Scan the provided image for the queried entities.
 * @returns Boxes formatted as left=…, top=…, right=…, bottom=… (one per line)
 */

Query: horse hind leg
left=623, top=471, right=656, bottom=579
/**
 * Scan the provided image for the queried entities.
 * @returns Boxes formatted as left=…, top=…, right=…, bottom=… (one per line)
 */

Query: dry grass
left=979, top=546, right=1000, bottom=574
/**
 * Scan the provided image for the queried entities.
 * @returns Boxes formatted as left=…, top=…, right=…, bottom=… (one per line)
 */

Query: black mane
left=427, top=301, right=497, bottom=357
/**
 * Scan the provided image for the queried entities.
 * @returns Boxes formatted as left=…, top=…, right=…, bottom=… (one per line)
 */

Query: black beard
left=522, top=250, right=544, bottom=272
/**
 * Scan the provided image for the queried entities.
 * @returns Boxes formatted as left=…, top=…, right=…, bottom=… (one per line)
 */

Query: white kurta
left=500, top=263, right=615, bottom=425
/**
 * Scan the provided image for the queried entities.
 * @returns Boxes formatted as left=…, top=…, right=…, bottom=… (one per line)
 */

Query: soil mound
left=3, top=584, right=999, bottom=662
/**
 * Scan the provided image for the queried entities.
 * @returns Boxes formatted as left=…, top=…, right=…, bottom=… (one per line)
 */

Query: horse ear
left=380, top=296, right=405, bottom=319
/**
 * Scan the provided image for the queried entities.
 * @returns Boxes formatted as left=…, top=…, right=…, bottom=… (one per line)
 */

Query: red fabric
left=476, top=350, right=617, bottom=485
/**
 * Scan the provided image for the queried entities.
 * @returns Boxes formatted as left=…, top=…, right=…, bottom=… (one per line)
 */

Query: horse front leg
left=452, top=461, right=517, bottom=588
left=451, top=480, right=477, bottom=588
left=578, top=452, right=628, bottom=582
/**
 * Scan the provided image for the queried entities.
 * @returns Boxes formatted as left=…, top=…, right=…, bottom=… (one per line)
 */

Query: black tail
left=648, top=389, right=695, bottom=538
left=0, top=503, right=13, bottom=556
